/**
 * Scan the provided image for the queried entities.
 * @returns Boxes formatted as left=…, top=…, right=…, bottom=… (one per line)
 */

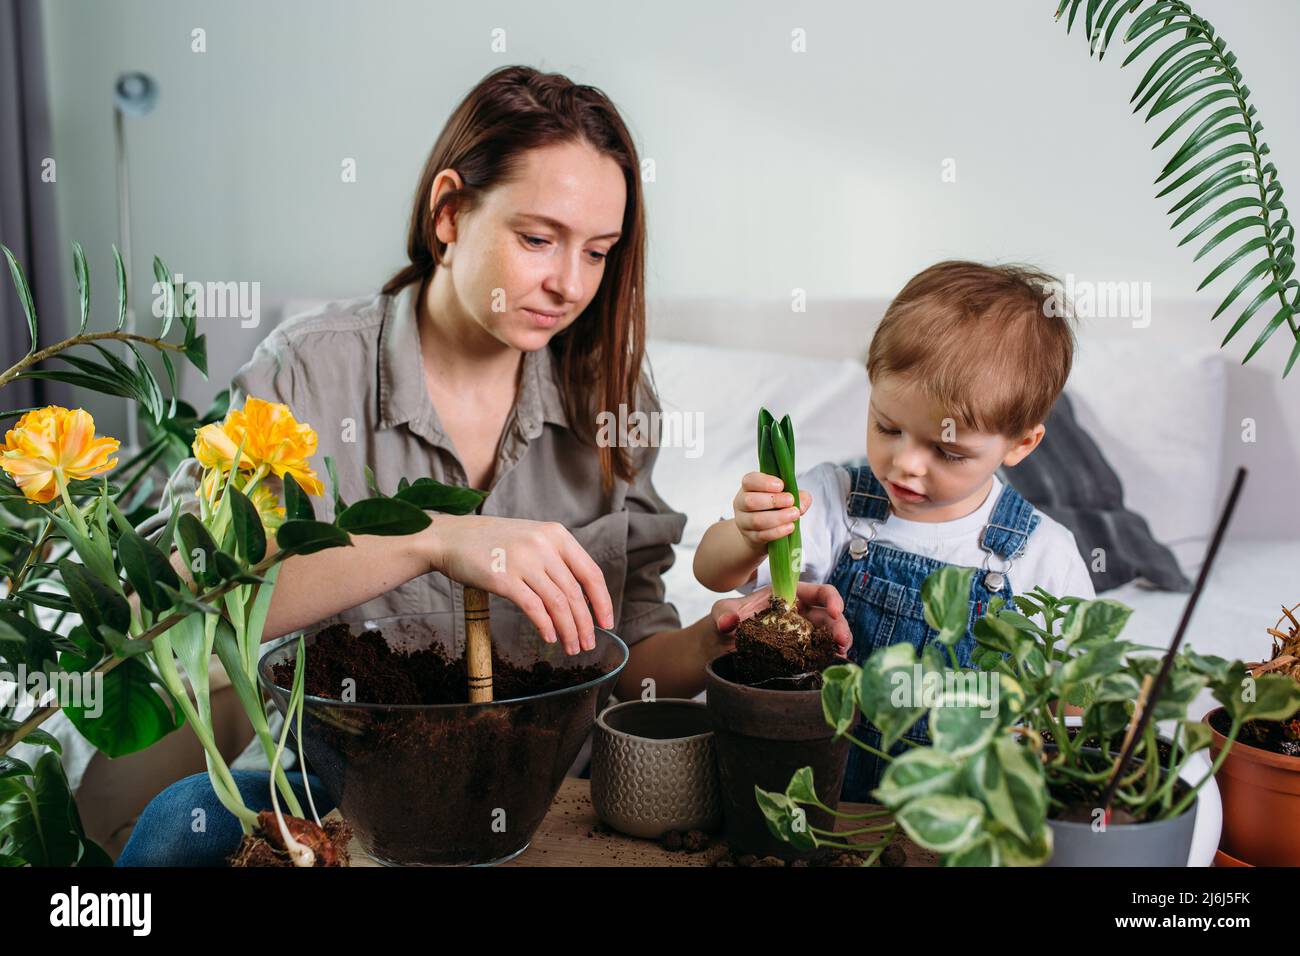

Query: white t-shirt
left=739, top=461, right=1096, bottom=604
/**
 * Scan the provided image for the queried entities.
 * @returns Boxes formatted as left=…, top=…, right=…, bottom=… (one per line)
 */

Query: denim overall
left=827, top=466, right=1041, bottom=802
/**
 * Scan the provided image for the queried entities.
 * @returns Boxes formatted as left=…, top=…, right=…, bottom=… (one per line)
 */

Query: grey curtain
left=0, top=0, right=67, bottom=408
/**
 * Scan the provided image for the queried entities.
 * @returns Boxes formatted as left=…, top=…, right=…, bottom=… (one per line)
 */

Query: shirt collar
left=378, top=280, right=570, bottom=435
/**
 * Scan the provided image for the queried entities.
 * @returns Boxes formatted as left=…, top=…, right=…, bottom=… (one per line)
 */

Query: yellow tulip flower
left=0, top=406, right=120, bottom=505
left=192, top=396, right=324, bottom=496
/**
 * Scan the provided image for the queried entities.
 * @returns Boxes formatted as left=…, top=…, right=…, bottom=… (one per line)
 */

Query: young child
left=694, top=260, right=1095, bottom=801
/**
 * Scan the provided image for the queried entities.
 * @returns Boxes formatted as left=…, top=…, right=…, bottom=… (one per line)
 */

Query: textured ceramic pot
left=590, top=698, right=721, bottom=839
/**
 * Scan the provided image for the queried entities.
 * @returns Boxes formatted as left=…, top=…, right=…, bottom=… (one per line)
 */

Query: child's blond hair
left=866, top=260, right=1077, bottom=439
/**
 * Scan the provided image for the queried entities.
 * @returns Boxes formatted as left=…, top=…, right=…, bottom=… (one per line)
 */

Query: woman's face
left=432, top=140, right=627, bottom=352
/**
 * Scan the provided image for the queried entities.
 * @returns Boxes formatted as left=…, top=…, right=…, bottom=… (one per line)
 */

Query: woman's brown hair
left=383, top=65, right=648, bottom=492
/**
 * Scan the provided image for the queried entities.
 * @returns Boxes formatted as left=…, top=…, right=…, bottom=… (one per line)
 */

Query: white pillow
left=646, top=338, right=869, bottom=625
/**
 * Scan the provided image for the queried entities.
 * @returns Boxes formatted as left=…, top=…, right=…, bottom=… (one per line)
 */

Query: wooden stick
left=1110, top=673, right=1155, bottom=779
left=464, top=585, right=493, bottom=703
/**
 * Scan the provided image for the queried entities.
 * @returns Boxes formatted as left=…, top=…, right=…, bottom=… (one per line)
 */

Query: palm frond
left=1056, top=0, right=1299, bottom=376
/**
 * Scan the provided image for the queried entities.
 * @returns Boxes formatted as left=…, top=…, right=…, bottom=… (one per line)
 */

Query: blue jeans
left=116, top=770, right=337, bottom=867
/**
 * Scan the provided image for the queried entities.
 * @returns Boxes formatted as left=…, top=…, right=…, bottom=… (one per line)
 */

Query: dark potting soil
left=270, top=623, right=610, bottom=865
left=1208, top=707, right=1300, bottom=757
left=732, top=596, right=839, bottom=687
left=1043, top=739, right=1189, bottom=825
left=275, top=622, right=606, bottom=705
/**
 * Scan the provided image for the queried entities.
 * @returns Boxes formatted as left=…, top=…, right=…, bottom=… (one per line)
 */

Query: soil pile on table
left=269, top=622, right=610, bottom=865
left=732, top=595, right=839, bottom=687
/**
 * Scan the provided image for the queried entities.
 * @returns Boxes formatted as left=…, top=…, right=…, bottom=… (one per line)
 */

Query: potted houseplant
left=705, top=408, right=847, bottom=860
left=757, top=565, right=1300, bottom=865
left=0, top=246, right=441, bottom=865
left=1204, top=600, right=1300, bottom=865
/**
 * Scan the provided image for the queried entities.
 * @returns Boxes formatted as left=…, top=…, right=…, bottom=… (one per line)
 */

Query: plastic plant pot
left=1044, top=744, right=1200, bottom=867
left=1204, top=706, right=1300, bottom=866
left=258, top=609, right=627, bottom=866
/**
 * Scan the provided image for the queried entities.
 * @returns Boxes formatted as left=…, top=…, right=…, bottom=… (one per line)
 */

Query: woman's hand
left=422, top=513, right=614, bottom=655
left=710, top=582, right=852, bottom=658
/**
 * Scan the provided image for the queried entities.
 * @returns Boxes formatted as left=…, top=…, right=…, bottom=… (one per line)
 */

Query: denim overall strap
left=980, top=479, right=1041, bottom=559
left=974, top=478, right=1041, bottom=591
left=845, top=465, right=891, bottom=520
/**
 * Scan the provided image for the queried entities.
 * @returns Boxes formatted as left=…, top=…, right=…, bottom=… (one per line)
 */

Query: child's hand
left=732, top=471, right=811, bottom=550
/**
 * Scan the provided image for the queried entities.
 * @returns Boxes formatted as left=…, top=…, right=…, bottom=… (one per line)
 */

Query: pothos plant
left=1055, top=0, right=1299, bottom=376
left=757, top=565, right=1300, bottom=866
left=0, top=244, right=482, bottom=865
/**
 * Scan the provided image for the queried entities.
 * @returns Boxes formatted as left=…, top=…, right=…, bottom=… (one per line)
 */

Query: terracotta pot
left=1204, top=706, right=1300, bottom=866
left=704, top=653, right=850, bottom=860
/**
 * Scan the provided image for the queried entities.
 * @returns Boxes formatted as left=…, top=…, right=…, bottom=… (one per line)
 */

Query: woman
left=118, top=65, right=848, bottom=865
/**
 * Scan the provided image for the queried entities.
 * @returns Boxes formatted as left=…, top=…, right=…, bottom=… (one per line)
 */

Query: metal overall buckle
left=977, top=521, right=1021, bottom=591
left=846, top=489, right=888, bottom=560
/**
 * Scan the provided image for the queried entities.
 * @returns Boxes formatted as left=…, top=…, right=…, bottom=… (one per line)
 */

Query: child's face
left=866, top=374, right=1044, bottom=523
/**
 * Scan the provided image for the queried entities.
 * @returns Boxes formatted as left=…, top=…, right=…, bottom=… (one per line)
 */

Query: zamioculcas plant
left=758, top=565, right=1300, bottom=865
left=730, top=408, right=838, bottom=685
left=1055, top=0, right=1298, bottom=376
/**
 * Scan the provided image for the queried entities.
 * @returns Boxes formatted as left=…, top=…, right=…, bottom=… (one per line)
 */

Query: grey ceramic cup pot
left=590, top=698, right=722, bottom=839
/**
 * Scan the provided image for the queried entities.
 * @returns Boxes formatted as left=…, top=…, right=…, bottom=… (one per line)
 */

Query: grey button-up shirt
left=150, top=281, right=688, bottom=647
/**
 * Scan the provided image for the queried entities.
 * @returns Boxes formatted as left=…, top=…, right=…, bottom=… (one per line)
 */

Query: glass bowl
left=257, top=606, right=627, bottom=865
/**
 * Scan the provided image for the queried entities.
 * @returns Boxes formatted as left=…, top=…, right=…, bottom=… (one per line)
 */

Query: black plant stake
left=1098, top=466, right=1248, bottom=819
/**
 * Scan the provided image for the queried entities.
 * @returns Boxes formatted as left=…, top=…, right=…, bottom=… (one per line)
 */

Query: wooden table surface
left=328, top=778, right=936, bottom=867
